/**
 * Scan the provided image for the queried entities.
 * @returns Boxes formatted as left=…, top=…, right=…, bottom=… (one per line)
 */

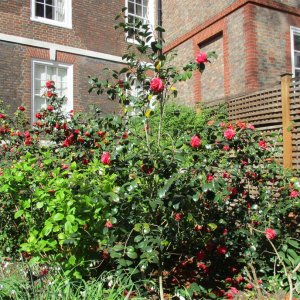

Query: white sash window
left=31, top=0, right=72, bottom=29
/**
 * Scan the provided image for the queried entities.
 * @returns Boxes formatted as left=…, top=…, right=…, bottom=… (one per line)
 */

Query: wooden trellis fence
left=203, top=74, right=300, bottom=170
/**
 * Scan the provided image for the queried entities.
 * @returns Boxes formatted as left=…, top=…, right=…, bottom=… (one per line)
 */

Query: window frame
left=31, top=59, right=73, bottom=123
left=125, top=0, right=155, bottom=44
left=30, top=0, right=72, bottom=29
left=291, top=26, right=300, bottom=78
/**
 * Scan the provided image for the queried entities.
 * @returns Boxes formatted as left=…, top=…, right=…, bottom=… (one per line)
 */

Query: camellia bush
left=0, top=9, right=300, bottom=299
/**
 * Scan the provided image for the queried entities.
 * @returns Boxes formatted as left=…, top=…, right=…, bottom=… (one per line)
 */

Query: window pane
left=295, top=70, right=300, bottom=78
left=45, top=4, right=53, bottom=19
left=36, top=3, right=45, bottom=17
left=34, top=96, right=47, bottom=112
left=136, top=4, right=142, bottom=17
left=136, top=0, right=142, bottom=4
left=295, top=53, right=300, bottom=68
left=128, top=2, right=134, bottom=14
left=46, top=0, right=53, bottom=4
left=294, top=34, right=300, bottom=51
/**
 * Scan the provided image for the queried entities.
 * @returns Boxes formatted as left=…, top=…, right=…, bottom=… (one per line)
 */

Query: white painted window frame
left=291, top=26, right=300, bottom=78
left=30, top=0, right=72, bottom=29
left=125, top=0, right=155, bottom=44
left=31, top=59, right=73, bottom=123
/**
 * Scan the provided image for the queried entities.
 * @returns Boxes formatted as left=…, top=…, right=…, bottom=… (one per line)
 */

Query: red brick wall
left=0, top=41, right=124, bottom=116
left=0, top=0, right=127, bottom=56
left=163, top=0, right=300, bottom=105
left=162, top=0, right=237, bottom=44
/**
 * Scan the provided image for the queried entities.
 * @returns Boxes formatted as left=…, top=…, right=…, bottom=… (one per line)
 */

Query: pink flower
left=105, top=220, right=113, bottom=228
left=290, top=190, right=299, bottom=198
left=174, top=213, right=183, bottom=221
left=224, top=128, right=236, bottom=140
left=61, top=164, right=69, bottom=170
left=0, top=114, right=6, bottom=119
left=265, top=228, right=276, bottom=240
left=195, top=52, right=208, bottom=64
left=150, top=77, right=164, bottom=93
left=47, top=105, right=54, bottom=111
left=230, top=287, right=238, bottom=295
left=217, top=245, right=227, bottom=255
left=258, top=140, right=267, bottom=149
left=190, top=135, right=201, bottom=148
left=248, top=124, right=255, bottom=130
left=245, top=283, right=253, bottom=289
left=223, top=145, right=230, bottom=151
left=207, top=174, right=214, bottom=182
left=101, top=152, right=111, bottom=165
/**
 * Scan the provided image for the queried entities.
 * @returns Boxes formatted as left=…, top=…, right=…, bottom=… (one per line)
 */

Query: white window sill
left=30, top=17, right=72, bottom=29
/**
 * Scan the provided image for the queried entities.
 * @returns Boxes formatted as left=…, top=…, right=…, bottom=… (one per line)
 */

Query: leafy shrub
left=0, top=9, right=299, bottom=299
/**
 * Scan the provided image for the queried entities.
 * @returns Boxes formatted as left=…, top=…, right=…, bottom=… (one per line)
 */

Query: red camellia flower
left=24, top=131, right=30, bottom=138
left=97, top=131, right=106, bottom=138
left=150, top=77, right=164, bottom=93
left=141, top=164, right=154, bottom=174
left=84, top=131, right=90, bottom=137
left=39, top=268, right=49, bottom=276
left=207, top=174, right=214, bottom=182
left=245, top=283, right=253, bottom=289
left=223, top=145, right=230, bottom=151
left=195, top=52, right=208, bottom=64
left=216, top=245, right=227, bottom=255
left=101, top=152, right=111, bottom=165
left=35, top=113, right=42, bottom=119
left=196, top=250, right=206, bottom=261
left=117, top=79, right=124, bottom=88
left=258, top=140, right=267, bottom=150
left=47, top=105, right=54, bottom=111
left=122, top=132, right=128, bottom=139
left=77, top=136, right=84, bottom=143
left=105, top=220, right=113, bottom=228
left=47, top=91, right=53, bottom=98
left=190, top=135, right=201, bottom=148
left=24, top=137, right=32, bottom=146
left=61, top=164, right=69, bottom=170
left=174, top=213, right=183, bottom=221
left=45, top=80, right=54, bottom=88
left=194, top=224, right=203, bottom=232
left=18, top=106, right=25, bottom=111
left=0, top=113, right=6, bottom=119
left=290, top=190, right=299, bottom=198
left=265, top=228, right=276, bottom=240
left=224, top=128, right=236, bottom=140
left=82, top=158, right=89, bottom=165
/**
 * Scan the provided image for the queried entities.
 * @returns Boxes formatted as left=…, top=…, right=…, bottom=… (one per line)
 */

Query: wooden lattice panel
left=227, top=87, right=282, bottom=128
left=290, top=80, right=300, bottom=169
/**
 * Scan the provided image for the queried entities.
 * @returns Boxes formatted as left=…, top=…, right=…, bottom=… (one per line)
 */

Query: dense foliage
left=0, top=10, right=300, bottom=299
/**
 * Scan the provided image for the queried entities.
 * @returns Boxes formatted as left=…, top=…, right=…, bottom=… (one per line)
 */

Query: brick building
left=162, top=0, right=300, bottom=106
left=0, top=0, right=155, bottom=120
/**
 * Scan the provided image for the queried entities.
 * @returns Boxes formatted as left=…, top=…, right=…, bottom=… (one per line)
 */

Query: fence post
left=281, top=73, right=293, bottom=169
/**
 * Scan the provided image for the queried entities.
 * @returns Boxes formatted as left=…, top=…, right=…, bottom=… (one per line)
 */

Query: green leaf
left=287, top=239, right=300, bottom=249
left=113, top=244, right=124, bottom=252
left=53, top=213, right=64, bottom=221
left=68, top=255, right=76, bottom=266
left=14, top=210, right=24, bottom=219
left=126, top=251, right=138, bottom=259
left=66, top=215, right=75, bottom=222
left=36, top=202, right=44, bottom=209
